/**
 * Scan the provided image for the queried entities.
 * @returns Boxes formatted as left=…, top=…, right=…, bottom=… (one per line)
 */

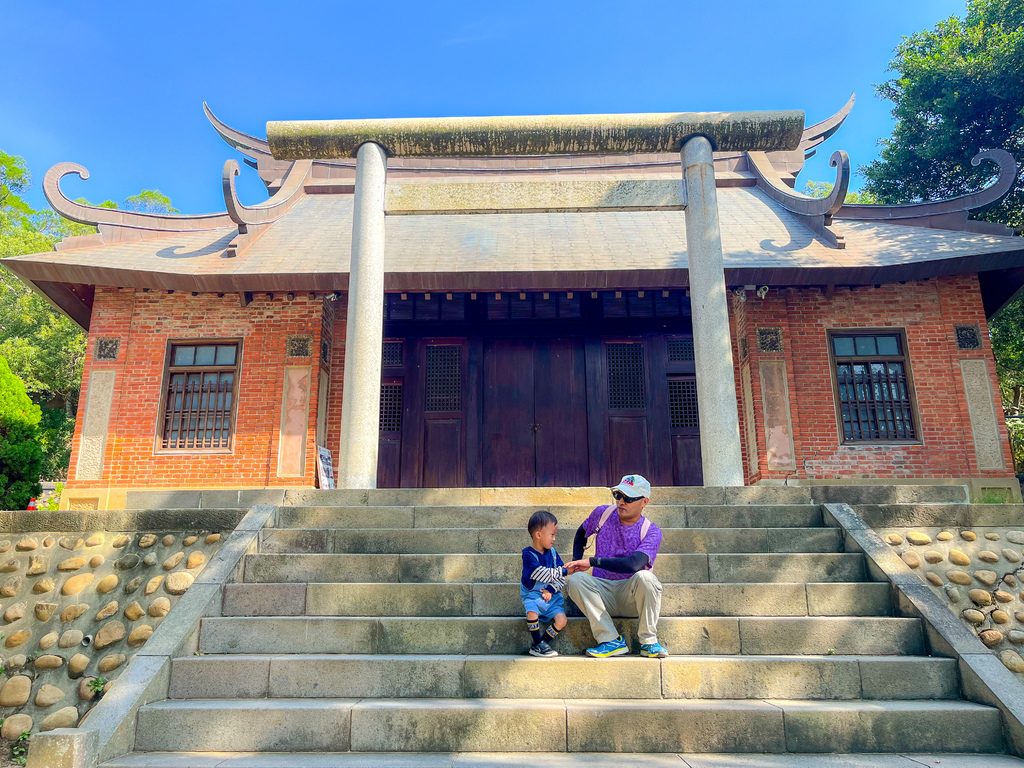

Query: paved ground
left=104, top=753, right=1024, bottom=768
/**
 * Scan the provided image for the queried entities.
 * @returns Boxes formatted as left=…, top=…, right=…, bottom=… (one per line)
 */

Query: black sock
left=544, top=624, right=561, bottom=641
left=527, top=620, right=543, bottom=644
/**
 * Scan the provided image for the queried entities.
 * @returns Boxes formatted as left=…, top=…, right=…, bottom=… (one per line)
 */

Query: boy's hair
left=527, top=510, right=558, bottom=535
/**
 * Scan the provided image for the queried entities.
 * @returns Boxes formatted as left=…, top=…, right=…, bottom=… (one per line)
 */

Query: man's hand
left=540, top=589, right=552, bottom=601
left=566, top=558, right=591, bottom=574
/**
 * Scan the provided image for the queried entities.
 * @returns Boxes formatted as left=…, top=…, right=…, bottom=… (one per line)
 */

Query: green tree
left=861, top=0, right=1024, bottom=229
left=0, top=150, right=175, bottom=479
left=0, top=356, right=44, bottom=510
left=801, top=180, right=880, bottom=204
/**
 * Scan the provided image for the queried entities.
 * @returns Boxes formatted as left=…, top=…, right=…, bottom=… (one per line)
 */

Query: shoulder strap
left=595, top=504, right=617, bottom=534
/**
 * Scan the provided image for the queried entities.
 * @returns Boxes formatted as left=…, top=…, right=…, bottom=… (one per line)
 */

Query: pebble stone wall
left=881, top=525, right=1024, bottom=677
left=0, top=530, right=223, bottom=739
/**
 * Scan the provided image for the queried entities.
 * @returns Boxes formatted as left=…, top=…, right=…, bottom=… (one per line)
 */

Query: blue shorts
left=521, top=585, right=565, bottom=621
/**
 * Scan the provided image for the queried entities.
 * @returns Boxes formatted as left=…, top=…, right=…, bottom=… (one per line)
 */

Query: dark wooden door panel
left=671, top=435, right=703, bottom=486
left=482, top=339, right=536, bottom=486
left=535, top=338, right=589, bottom=486
left=607, top=416, right=651, bottom=486
left=378, top=439, right=402, bottom=488
left=421, top=418, right=465, bottom=487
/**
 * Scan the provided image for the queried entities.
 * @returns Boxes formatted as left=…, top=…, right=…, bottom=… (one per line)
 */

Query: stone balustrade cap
left=267, top=110, right=806, bottom=159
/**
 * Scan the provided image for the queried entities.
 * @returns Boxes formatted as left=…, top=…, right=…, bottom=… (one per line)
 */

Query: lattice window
left=757, top=328, right=783, bottom=353
left=379, top=383, right=403, bottom=433
left=668, top=338, right=695, bottom=362
left=160, top=342, right=239, bottom=450
left=425, top=345, right=462, bottom=411
left=831, top=332, right=917, bottom=442
left=607, top=343, right=646, bottom=409
left=382, top=341, right=403, bottom=367
left=94, top=337, right=120, bottom=362
left=286, top=336, right=312, bottom=358
left=669, top=379, right=699, bottom=429
left=955, top=324, right=982, bottom=350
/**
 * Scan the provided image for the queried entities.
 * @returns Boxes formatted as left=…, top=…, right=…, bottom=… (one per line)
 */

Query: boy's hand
left=540, top=589, right=552, bottom=601
left=566, top=558, right=591, bottom=574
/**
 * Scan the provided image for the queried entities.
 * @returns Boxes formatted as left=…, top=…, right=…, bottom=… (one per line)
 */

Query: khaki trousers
left=565, top=570, right=663, bottom=645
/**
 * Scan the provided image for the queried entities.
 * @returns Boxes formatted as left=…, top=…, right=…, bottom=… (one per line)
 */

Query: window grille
left=379, top=383, right=403, bottom=432
left=955, top=324, right=982, bottom=350
left=757, top=328, right=783, bottom=353
left=95, top=338, right=120, bottom=362
left=831, top=332, right=917, bottom=442
left=668, top=338, right=695, bottom=362
left=160, top=343, right=239, bottom=450
left=669, top=379, right=699, bottom=429
left=382, top=341, right=403, bottom=366
left=425, top=345, right=461, bottom=411
left=286, top=336, right=312, bottom=357
left=607, top=343, right=646, bottom=409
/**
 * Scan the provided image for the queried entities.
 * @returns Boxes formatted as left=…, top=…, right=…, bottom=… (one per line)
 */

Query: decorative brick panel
left=94, top=337, right=120, bottom=362
left=955, top=324, right=983, bottom=350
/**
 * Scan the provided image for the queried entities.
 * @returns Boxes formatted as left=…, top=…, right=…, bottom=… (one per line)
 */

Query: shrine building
left=7, top=97, right=1024, bottom=509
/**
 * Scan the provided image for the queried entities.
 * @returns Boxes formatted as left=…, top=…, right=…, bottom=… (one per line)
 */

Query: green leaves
left=0, top=150, right=178, bottom=481
left=0, top=356, right=43, bottom=510
left=861, top=0, right=1024, bottom=230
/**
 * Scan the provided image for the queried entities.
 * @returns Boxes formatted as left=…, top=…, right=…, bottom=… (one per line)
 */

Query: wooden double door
left=376, top=332, right=702, bottom=488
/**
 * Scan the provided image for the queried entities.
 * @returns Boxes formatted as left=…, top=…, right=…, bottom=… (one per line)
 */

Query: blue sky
left=1, top=0, right=966, bottom=214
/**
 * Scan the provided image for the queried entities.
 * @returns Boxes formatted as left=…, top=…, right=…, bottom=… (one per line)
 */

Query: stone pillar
left=337, top=141, right=387, bottom=488
left=681, top=135, right=744, bottom=486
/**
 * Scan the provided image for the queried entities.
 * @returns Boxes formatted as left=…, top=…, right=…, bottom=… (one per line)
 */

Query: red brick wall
left=735, top=276, right=1015, bottom=481
left=67, top=288, right=325, bottom=489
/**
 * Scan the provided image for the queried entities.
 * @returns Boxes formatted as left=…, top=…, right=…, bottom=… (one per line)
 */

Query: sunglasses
left=612, top=490, right=644, bottom=503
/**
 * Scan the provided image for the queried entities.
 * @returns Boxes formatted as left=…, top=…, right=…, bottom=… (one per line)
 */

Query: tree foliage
left=0, top=356, right=43, bottom=510
left=0, top=150, right=175, bottom=480
left=801, top=181, right=880, bottom=204
left=861, top=0, right=1024, bottom=229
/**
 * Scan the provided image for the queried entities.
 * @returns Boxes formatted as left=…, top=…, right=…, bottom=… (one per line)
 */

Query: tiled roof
left=8, top=187, right=1024, bottom=291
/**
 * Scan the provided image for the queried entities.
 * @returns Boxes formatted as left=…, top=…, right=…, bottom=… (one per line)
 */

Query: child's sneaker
left=640, top=641, right=669, bottom=658
left=529, top=640, right=559, bottom=657
left=585, top=635, right=629, bottom=657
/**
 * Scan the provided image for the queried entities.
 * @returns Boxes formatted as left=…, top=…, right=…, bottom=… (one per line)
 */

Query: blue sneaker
left=640, top=641, right=669, bottom=658
left=586, top=635, right=629, bottom=657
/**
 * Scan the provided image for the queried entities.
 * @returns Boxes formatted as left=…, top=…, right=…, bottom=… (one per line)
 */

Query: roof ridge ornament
left=799, top=94, right=855, bottom=159
left=222, top=159, right=313, bottom=258
left=746, top=149, right=850, bottom=248
left=43, top=162, right=235, bottom=236
left=836, top=149, right=1017, bottom=233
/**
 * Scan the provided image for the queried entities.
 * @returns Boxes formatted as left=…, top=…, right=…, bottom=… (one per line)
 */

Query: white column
left=337, top=141, right=387, bottom=488
left=681, top=135, right=745, bottom=486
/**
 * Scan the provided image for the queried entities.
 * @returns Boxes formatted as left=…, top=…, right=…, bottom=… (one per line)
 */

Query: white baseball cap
left=611, top=474, right=651, bottom=499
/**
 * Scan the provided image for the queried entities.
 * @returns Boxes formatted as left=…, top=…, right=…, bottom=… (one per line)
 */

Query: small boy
left=521, top=510, right=568, bottom=657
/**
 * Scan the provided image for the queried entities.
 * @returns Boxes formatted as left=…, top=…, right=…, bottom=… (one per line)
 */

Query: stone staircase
left=111, top=487, right=1010, bottom=762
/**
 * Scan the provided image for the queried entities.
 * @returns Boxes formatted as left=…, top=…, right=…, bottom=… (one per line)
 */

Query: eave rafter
left=799, top=94, right=855, bottom=160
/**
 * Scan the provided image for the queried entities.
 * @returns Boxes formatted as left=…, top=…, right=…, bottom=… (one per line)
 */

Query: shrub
left=1008, top=418, right=1024, bottom=479
left=0, top=357, right=43, bottom=509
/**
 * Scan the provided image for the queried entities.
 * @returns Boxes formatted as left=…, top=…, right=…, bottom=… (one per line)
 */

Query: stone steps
left=278, top=484, right=968, bottom=508
left=222, top=581, right=892, bottom=617
left=133, top=697, right=1001, bottom=753
left=273, top=504, right=825, bottom=529
left=241, top=552, right=865, bottom=584
left=261, top=526, right=843, bottom=554
left=197, top=616, right=925, bottom=656
left=167, top=653, right=959, bottom=700
left=102, top=752, right=1024, bottom=768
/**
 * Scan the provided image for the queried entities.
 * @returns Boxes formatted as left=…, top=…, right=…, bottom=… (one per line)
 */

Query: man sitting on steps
left=564, top=473, right=669, bottom=658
